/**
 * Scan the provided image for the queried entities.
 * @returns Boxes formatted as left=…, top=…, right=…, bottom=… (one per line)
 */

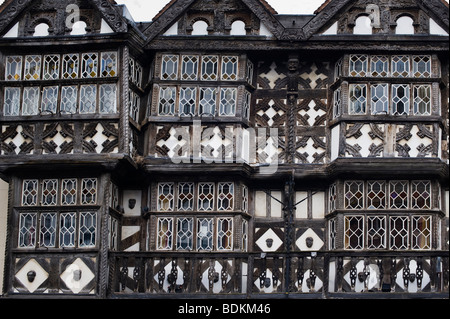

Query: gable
left=0, top=0, right=128, bottom=38
left=142, top=0, right=284, bottom=42
left=302, top=0, right=449, bottom=38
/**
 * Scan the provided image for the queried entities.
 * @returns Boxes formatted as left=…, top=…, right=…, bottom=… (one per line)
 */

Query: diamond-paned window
left=43, top=55, right=60, bottom=80
left=129, top=91, right=140, bottom=122
left=101, top=51, right=118, bottom=77
left=24, top=55, right=41, bottom=80
left=218, top=182, right=234, bottom=211
left=389, top=181, right=409, bottom=209
left=18, top=213, right=37, bottom=248
left=411, top=180, right=431, bottom=209
left=246, top=59, right=254, bottom=85
left=157, top=217, right=173, bottom=250
left=22, top=180, right=38, bottom=206
left=79, top=212, right=97, bottom=247
left=80, top=84, right=97, bottom=114
left=197, top=218, right=213, bottom=250
left=5, top=56, right=22, bottom=81
left=81, top=178, right=97, bottom=205
left=328, top=218, right=337, bottom=250
left=367, top=216, right=386, bottom=249
left=99, top=84, right=117, bottom=114
left=199, top=88, right=216, bottom=115
left=60, top=86, right=78, bottom=114
left=412, top=216, right=431, bottom=250
left=367, top=181, right=386, bottom=209
left=221, top=56, right=238, bottom=81
left=344, top=181, right=364, bottom=209
left=3, top=87, right=21, bottom=116
left=179, top=87, right=197, bottom=116
left=329, top=183, right=337, bottom=212
left=41, top=179, right=58, bottom=206
left=81, top=53, right=98, bottom=78
left=60, top=212, right=76, bottom=248
left=370, top=55, right=389, bottom=77
left=39, top=213, right=57, bottom=247
left=61, top=179, right=77, bottom=205
left=178, top=182, right=194, bottom=211
left=413, top=85, right=431, bottom=115
left=181, top=55, right=198, bottom=80
left=349, top=84, right=367, bottom=114
left=161, top=54, right=179, bottom=80
left=176, top=218, right=193, bottom=250
left=370, top=84, right=389, bottom=114
left=344, top=215, right=364, bottom=249
left=22, top=87, right=40, bottom=116
left=219, top=88, right=237, bottom=116
left=201, top=55, right=219, bottom=81
left=349, top=54, right=368, bottom=77
left=158, top=86, right=176, bottom=115
left=392, top=84, right=410, bottom=115
left=62, top=54, right=79, bottom=79
left=243, top=90, right=251, bottom=120
left=158, top=183, right=174, bottom=211
left=390, top=216, right=409, bottom=249
left=217, top=217, right=233, bottom=250
left=242, top=185, right=249, bottom=214
left=333, top=88, right=341, bottom=118
left=198, top=182, right=215, bottom=211
left=41, top=86, right=59, bottom=114
left=412, top=55, right=431, bottom=78
left=391, top=56, right=410, bottom=77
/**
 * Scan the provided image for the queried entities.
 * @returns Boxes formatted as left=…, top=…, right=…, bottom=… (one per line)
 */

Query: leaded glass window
left=199, top=88, right=216, bottom=115
left=413, top=85, right=431, bottom=115
left=157, top=217, right=173, bottom=250
left=243, top=90, right=251, bottom=120
left=221, top=56, right=238, bottom=81
left=178, top=182, right=194, bottom=211
left=367, top=216, right=386, bottom=249
left=370, top=84, right=389, bottom=114
left=392, top=84, right=410, bottom=115
left=411, top=180, right=431, bottom=209
left=349, top=54, right=368, bottom=77
left=43, top=55, right=60, bottom=80
left=40, top=213, right=57, bottom=247
left=201, top=55, right=219, bottom=81
left=217, top=218, right=233, bottom=250
left=81, top=178, right=97, bottom=205
left=328, top=218, right=337, bottom=250
left=176, top=218, right=193, bottom=250
left=412, top=55, right=431, bottom=78
left=22, top=87, right=40, bottom=116
left=81, top=53, right=98, bottom=78
left=349, top=84, right=367, bottom=114
left=181, top=55, right=198, bottom=80
left=197, top=218, right=213, bottom=250
left=391, top=56, right=410, bottom=77
left=61, top=179, right=77, bottom=205
left=161, top=54, right=179, bottom=80
left=99, top=84, right=117, bottom=114
left=80, top=84, right=97, bottom=114
left=329, top=183, right=337, bottom=212
left=370, top=55, right=389, bottom=77
left=41, top=86, right=59, bottom=114
left=41, top=179, right=58, bottom=206
left=24, top=55, right=41, bottom=80
left=390, top=216, right=409, bottom=249
left=60, top=212, right=76, bottom=248
left=389, top=181, right=409, bottom=209
left=22, top=180, right=38, bottom=206
left=3, top=87, right=21, bottom=116
left=61, top=86, right=78, bottom=114
left=412, top=216, right=431, bottom=249
left=198, top=182, right=215, bottom=211
left=219, top=88, right=237, bottom=116
left=344, top=181, right=364, bottom=209
left=179, top=87, right=197, bottom=116
left=158, top=87, right=176, bottom=115
left=18, top=213, right=37, bottom=248
left=333, top=88, right=341, bottom=118
left=367, top=181, right=386, bottom=209
left=62, top=54, right=79, bottom=79
left=344, top=215, right=364, bottom=249
left=5, top=56, right=22, bottom=81
left=158, top=183, right=174, bottom=211
left=101, top=51, right=118, bottom=77
left=79, top=212, right=97, bottom=247
left=218, top=182, right=234, bottom=211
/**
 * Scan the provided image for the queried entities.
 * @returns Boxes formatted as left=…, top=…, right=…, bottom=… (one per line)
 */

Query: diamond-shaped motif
left=296, top=228, right=324, bottom=251
left=255, top=228, right=283, bottom=252
left=60, top=258, right=95, bottom=294
left=15, top=259, right=48, bottom=293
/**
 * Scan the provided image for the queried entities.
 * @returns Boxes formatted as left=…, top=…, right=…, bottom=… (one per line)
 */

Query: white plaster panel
left=270, top=191, right=282, bottom=217
left=312, top=192, right=325, bottom=219
left=255, top=191, right=267, bottom=217
left=331, top=125, right=340, bottom=161
left=295, top=191, right=308, bottom=219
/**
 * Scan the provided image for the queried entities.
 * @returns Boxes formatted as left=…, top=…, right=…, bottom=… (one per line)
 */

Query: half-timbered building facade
left=0, top=0, right=448, bottom=299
